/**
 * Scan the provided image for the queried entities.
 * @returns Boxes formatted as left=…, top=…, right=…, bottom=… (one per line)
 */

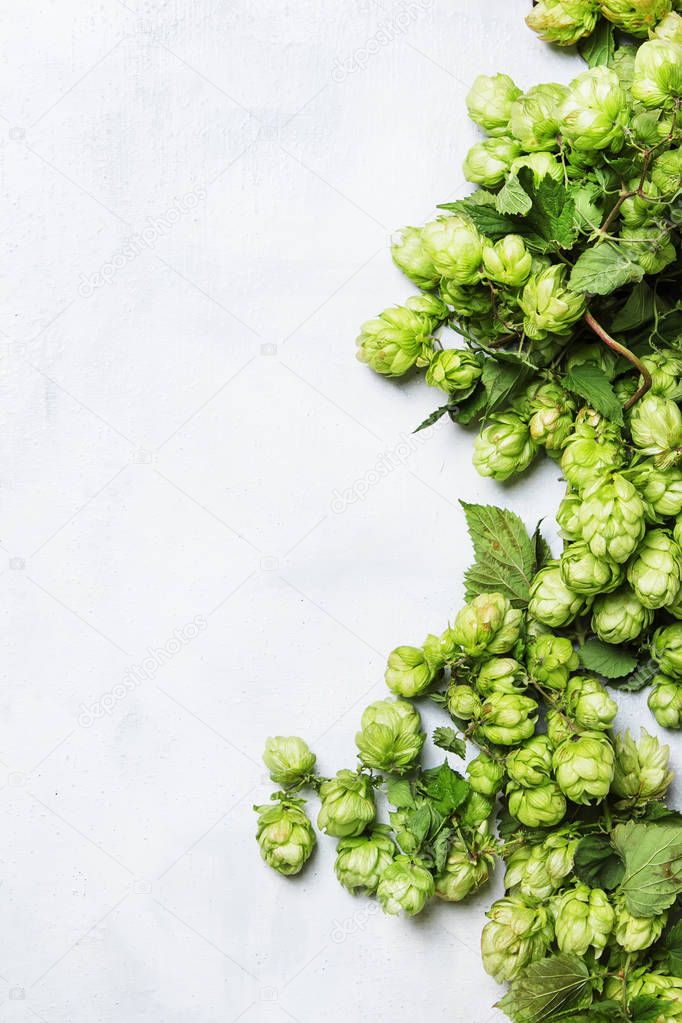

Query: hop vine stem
left=583, top=311, right=652, bottom=410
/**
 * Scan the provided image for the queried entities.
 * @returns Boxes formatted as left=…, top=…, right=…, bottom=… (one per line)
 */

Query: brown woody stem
left=583, top=311, right=651, bottom=410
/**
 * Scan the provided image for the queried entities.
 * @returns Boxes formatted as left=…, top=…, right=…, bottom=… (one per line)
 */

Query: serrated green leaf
left=610, top=281, right=655, bottom=333
left=573, top=835, right=624, bottom=891
left=432, top=727, right=466, bottom=758
left=497, top=953, right=593, bottom=1023
left=660, top=919, right=682, bottom=977
left=577, top=639, right=637, bottom=679
left=449, top=382, right=488, bottom=425
left=564, top=364, right=624, bottom=427
left=482, top=358, right=534, bottom=414
left=629, top=995, right=678, bottom=1023
left=386, top=777, right=415, bottom=809
left=437, top=196, right=519, bottom=239
left=432, top=827, right=452, bottom=873
left=414, top=403, right=450, bottom=434
left=532, top=521, right=553, bottom=572
left=461, top=501, right=538, bottom=607
left=518, top=170, right=578, bottom=252
left=569, top=242, right=645, bottom=296
left=419, top=761, right=469, bottom=816
left=612, top=820, right=682, bottom=917
left=578, top=19, right=615, bottom=68
left=496, top=175, right=532, bottom=216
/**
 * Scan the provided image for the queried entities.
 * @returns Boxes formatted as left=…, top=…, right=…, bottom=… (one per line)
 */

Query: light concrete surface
left=1, top=2, right=674, bottom=1021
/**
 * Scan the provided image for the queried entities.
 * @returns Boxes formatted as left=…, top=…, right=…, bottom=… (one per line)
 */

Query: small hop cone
left=451, top=593, right=523, bottom=658
left=612, top=728, right=673, bottom=805
left=526, top=633, right=579, bottom=690
left=627, top=528, right=682, bottom=609
left=317, top=770, right=376, bottom=838
left=564, top=676, right=618, bottom=731
left=553, top=883, right=615, bottom=957
left=262, top=736, right=316, bottom=788
left=528, top=563, right=585, bottom=628
left=507, top=779, right=567, bottom=827
left=467, top=752, right=506, bottom=796
left=648, top=675, right=682, bottom=727
left=466, top=73, right=521, bottom=136
left=478, top=691, right=539, bottom=746
left=631, top=37, right=682, bottom=108
left=355, top=698, right=425, bottom=773
left=652, top=622, right=682, bottom=678
left=376, top=855, right=434, bottom=916
left=519, top=265, right=586, bottom=340
left=599, top=0, right=673, bottom=36
left=559, top=66, right=629, bottom=151
left=435, top=836, right=494, bottom=902
left=552, top=731, right=615, bottom=804
left=591, top=585, right=654, bottom=644
left=526, top=0, right=599, bottom=45
left=334, top=825, right=395, bottom=893
left=255, top=799, right=316, bottom=876
left=473, top=413, right=538, bottom=481
left=510, top=83, right=568, bottom=151
left=578, top=474, right=647, bottom=564
left=481, top=895, right=554, bottom=983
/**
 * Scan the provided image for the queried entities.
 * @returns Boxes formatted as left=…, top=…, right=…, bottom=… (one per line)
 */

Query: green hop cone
left=465, top=73, right=521, bottom=136
left=519, top=265, right=586, bottom=340
left=564, top=676, right=618, bottom=731
left=620, top=222, right=676, bottom=276
left=451, top=592, right=523, bottom=658
left=620, top=176, right=662, bottom=228
left=640, top=348, right=682, bottom=399
left=651, top=147, right=682, bottom=197
left=334, top=825, right=395, bottom=893
left=627, top=528, right=682, bottom=609
left=526, top=0, right=599, bottom=44
left=262, top=736, right=316, bottom=788
left=355, top=699, right=425, bottom=773
left=507, top=779, right=567, bottom=827
left=552, top=732, right=615, bottom=804
left=652, top=622, right=682, bottom=677
left=627, top=460, right=682, bottom=521
left=447, top=683, right=482, bottom=721
left=612, top=727, right=673, bottom=805
left=425, top=348, right=483, bottom=397
left=556, top=490, right=583, bottom=540
left=527, top=633, right=580, bottom=690
left=506, top=735, right=553, bottom=787
left=255, top=798, right=316, bottom=876
left=467, top=751, right=506, bottom=796
left=591, top=585, right=654, bottom=643
left=620, top=223, right=676, bottom=277
left=391, top=225, right=440, bottom=290
left=355, top=296, right=447, bottom=378
left=482, top=235, right=532, bottom=287
left=421, top=216, right=484, bottom=285
left=475, top=657, right=527, bottom=696
left=481, top=895, right=554, bottom=983
left=629, top=393, right=682, bottom=462
left=560, top=414, right=625, bottom=493
left=435, top=835, right=495, bottom=902
left=458, top=789, right=495, bottom=827
left=509, top=83, right=568, bottom=151
left=473, top=412, right=538, bottom=481
left=385, top=637, right=443, bottom=697
left=560, top=541, right=623, bottom=596
left=478, top=691, right=539, bottom=746
left=599, top=0, right=673, bottom=35
left=528, top=563, right=585, bottom=628
left=376, top=855, right=435, bottom=916
left=553, top=883, right=615, bottom=957
left=439, top=280, right=493, bottom=318
left=654, top=10, right=682, bottom=41
left=614, top=894, right=668, bottom=952
left=578, top=474, right=647, bottom=564
left=506, top=830, right=577, bottom=900
left=631, top=37, right=682, bottom=107
left=546, top=708, right=575, bottom=747
left=463, top=137, right=521, bottom=187
left=648, top=675, right=682, bottom=727
left=528, top=383, right=576, bottom=455
left=559, top=66, right=629, bottom=151
left=317, top=771, right=375, bottom=838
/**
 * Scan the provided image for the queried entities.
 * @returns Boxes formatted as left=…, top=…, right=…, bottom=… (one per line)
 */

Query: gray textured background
left=2, top=2, right=669, bottom=1021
